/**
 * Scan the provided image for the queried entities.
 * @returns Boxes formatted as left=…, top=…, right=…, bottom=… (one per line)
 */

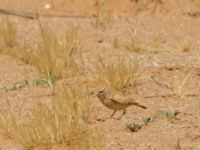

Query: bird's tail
left=131, top=102, right=147, bottom=109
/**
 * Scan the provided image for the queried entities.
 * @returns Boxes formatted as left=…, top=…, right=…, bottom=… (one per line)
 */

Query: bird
left=97, top=87, right=147, bottom=118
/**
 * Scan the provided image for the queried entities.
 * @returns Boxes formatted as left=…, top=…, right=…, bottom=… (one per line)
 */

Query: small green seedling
left=126, top=122, right=142, bottom=132
left=7, top=84, right=17, bottom=91
left=142, top=116, right=155, bottom=125
left=154, top=110, right=180, bottom=122
left=6, top=80, right=29, bottom=92
left=34, top=74, right=56, bottom=95
left=34, top=75, right=55, bottom=86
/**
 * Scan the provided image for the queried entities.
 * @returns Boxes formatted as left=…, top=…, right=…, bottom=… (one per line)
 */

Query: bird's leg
left=122, top=109, right=126, bottom=115
left=116, top=109, right=126, bottom=120
left=119, top=109, right=126, bottom=118
left=111, top=110, right=117, bottom=118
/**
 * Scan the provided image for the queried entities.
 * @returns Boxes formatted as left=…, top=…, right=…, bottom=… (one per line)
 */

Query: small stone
left=44, top=4, right=52, bottom=9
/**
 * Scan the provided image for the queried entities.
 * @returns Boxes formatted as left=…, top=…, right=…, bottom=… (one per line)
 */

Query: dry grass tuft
left=31, top=19, right=79, bottom=78
left=94, top=0, right=108, bottom=28
left=129, top=37, right=142, bottom=53
left=0, top=15, right=101, bottom=150
left=0, top=17, right=79, bottom=79
left=0, top=17, right=17, bottom=48
left=180, top=41, right=191, bottom=53
left=126, top=17, right=143, bottom=53
left=0, top=86, right=102, bottom=150
left=90, top=56, right=138, bottom=90
left=134, top=0, right=165, bottom=14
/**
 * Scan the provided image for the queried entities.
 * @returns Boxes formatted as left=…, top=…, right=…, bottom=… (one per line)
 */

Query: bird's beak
left=96, top=87, right=106, bottom=96
left=96, top=90, right=101, bottom=96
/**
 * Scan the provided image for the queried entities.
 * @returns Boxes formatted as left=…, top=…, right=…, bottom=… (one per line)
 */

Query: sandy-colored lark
left=97, top=88, right=147, bottom=118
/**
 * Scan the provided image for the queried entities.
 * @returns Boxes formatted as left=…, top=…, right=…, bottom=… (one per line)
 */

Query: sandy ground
left=1, top=0, right=200, bottom=149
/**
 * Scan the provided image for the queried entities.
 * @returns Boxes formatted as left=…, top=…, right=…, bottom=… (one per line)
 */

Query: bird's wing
left=111, top=93, right=132, bottom=104
left=111, top=93, right=143, bottom=104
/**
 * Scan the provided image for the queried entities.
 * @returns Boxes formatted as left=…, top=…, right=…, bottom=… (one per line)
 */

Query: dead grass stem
left=0, top=17, right=17, bottom=48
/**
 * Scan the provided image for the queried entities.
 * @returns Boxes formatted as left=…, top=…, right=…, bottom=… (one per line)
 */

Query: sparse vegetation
left=90, top=56, right=138, bottom=90
left=181, top=41, right=191, bottom=52
left=0, top=16, right=102, bottom=149
left=34, top=75, right=55, bottom=87
left=0, top=17, right=17, bottom=48
left=126, top=122, right=142, bottom=132
left=142, top=116, right=155, bottom=125
left=32, top=19, right=79, bottom=79
left=0, top=85, right=102, bottom=150
left=1, top=77, right=55, bottom=93
left=129, top=37, right=142, bottom=53
left=127, top=17, right=143, bottom=53
left=154, top=110, right=180, bottom=122
left=134, top=0, right=165, bottom=14
left=5, top=80, right=29, bottom=92
left=0, top=18, right=79, bottom=79
left=94, top=0, right=108, bottom=28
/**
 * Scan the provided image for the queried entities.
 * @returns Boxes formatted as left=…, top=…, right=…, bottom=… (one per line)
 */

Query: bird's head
left=96, top=87, right=111, bottom=100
